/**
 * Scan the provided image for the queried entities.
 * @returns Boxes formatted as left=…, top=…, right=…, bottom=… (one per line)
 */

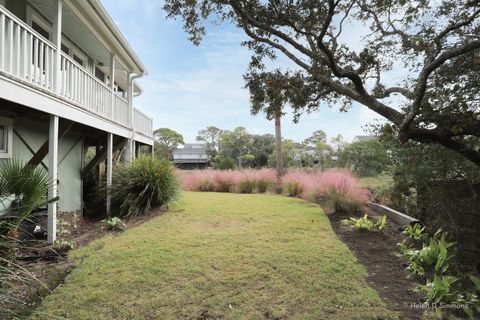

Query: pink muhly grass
left=254, top=168, right=276, bottom=193
left=281, top=170, right=314, bottom=197
left=213, top=170, right=241, bottom=192
left=315, top=170, right=369, bottom=213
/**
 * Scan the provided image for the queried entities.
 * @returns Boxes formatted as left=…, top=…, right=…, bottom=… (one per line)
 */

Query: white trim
left=0, top=116, right=13, bottom=158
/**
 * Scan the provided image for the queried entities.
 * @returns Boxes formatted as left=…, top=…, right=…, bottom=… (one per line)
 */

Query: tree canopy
left=196, top=126, right=223, bottom=156
left=164, top=0, right=480, bottom=166
left=153, top=128, right=184, bottom=159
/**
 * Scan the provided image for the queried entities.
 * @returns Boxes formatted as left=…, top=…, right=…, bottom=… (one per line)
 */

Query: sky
left=100, top=0, right=386, bottom=144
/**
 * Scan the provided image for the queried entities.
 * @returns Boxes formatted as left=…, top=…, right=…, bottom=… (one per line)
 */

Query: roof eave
left=65, top=0, right=147, bottom=76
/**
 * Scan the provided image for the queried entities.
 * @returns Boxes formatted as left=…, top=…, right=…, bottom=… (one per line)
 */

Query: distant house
left=173, top=143, right=210, bottom=169
left=352, top=135, right=376, bottom=143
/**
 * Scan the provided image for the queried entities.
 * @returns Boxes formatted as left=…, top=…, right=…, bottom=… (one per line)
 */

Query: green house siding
left=0, top=117, right=83, bottom=212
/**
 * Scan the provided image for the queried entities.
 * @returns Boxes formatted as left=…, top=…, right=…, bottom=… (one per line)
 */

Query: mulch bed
left=327, top=210, right=425, bottom=320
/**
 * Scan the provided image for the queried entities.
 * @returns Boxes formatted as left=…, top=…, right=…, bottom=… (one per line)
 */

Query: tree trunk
left=274, top=113, right=283, bottom=191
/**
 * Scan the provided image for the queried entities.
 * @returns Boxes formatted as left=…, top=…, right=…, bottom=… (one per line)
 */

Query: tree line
left=153, top=126, right=389, bottom=177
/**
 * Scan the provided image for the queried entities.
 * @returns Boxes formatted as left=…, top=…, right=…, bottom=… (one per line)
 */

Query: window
left=32, top=21, right=50, bottom=40
left=73, top=55, right=84, bottom=66
left=61, top=44, right=70, bottom=55
left=95, top=67, right=105, bottom=82
left=0, top=117, right=13, bottom=159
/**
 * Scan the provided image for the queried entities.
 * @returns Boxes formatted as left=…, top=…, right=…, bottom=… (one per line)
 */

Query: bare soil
left=327, top=209, right=425, bottom=320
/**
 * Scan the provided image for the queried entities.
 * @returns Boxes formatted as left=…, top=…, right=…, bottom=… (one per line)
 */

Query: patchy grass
left=32, top=192, right=398, bottom=320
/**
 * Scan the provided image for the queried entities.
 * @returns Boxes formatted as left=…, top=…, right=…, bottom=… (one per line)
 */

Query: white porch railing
left=114, top=95, right=129, bottom=127
left=0, top=6, right=153, bottom=138
left=134, top=108, right=153, bottom=137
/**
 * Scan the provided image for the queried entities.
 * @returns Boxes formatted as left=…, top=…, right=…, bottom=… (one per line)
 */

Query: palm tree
left=244, top=70, right=290, bottom=188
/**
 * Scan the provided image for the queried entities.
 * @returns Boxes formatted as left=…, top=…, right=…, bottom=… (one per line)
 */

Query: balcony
left=0, top=5, right=153, bottom=138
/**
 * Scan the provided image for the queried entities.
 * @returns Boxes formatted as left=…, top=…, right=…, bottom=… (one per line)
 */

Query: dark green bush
left=111, top=155, right=179, bottom=218
left=214, top=157, right=236, bottom=170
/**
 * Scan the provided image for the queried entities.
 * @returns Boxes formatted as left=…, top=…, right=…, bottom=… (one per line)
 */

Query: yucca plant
left=111, top=155, right=180, bottom=218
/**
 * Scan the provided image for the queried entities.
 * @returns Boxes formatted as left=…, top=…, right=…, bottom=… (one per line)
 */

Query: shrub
left=111, top=155, right=179, bottom=218
left=214, top=157, right=236, bottom=170
left=0, top=159, right=55, bottom=317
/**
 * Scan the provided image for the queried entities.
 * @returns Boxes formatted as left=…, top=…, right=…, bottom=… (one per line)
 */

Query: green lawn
left=359, top=173, right=393, bottom=189
left=33, top=192, right=398, bottom=320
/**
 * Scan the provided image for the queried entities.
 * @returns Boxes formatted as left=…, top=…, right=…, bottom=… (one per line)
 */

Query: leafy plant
left=102, top=217, right=126, bottom=231
left=403, top=223, right=426, bottom=242
left=415, top=275, right=460, bottom=305
left=376, top=215, right=388, bottom=232
left=111, top=155, right=180, bottom=218
left=399, top=231, right=455, bottom=277
left=342, top=214, right=375, bottom=231
left=342, top=214, right=387, bottom=232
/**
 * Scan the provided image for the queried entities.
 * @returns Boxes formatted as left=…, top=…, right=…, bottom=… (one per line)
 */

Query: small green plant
left=376, top=215, right=388, bottom=231
left=102, top=217, right=126, bottom=231
left=342, top=214, right=375, bottom=231
left=342, top=214, right=387, bottom=232
left=403, top=223, right=426, bottom=242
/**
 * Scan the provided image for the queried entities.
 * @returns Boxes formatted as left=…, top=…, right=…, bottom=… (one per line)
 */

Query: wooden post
left=52, top=0, right=62, bottom=94
left=48, top=115, right=59, bottom=244
left=106, top=133, right=113, bottom=215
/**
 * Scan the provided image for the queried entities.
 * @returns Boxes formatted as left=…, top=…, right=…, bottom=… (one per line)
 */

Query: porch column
left=109, top=54, right=115, bottom=119
left=48, top=115, right=59, bottom=244
left=106, top=133, right=113, bottom=215
left=125, top=73, right=134, bottom=163
left=52, top=0, right=63, bottom=94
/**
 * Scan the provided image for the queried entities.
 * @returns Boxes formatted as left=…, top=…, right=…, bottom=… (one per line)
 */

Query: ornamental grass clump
left=254, top=169, right=276, bottom=193
left=236, top=170, right=256, bottom=194
left=315, top=170, right=369, bottom=214
left=281, top=170, right=311, bottom=197
left=280, top=169, right=369, bottom=214
left=111, top=155, right=179, bottom=218
left=213, top=170, right=239, bottom=192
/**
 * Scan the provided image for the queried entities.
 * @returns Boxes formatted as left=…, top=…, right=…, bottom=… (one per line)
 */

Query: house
left=352, top=135, right=376, bottom=143
left=0, top=0, right=154, bottom=243
left=173, top=143, right=210, bottom=169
